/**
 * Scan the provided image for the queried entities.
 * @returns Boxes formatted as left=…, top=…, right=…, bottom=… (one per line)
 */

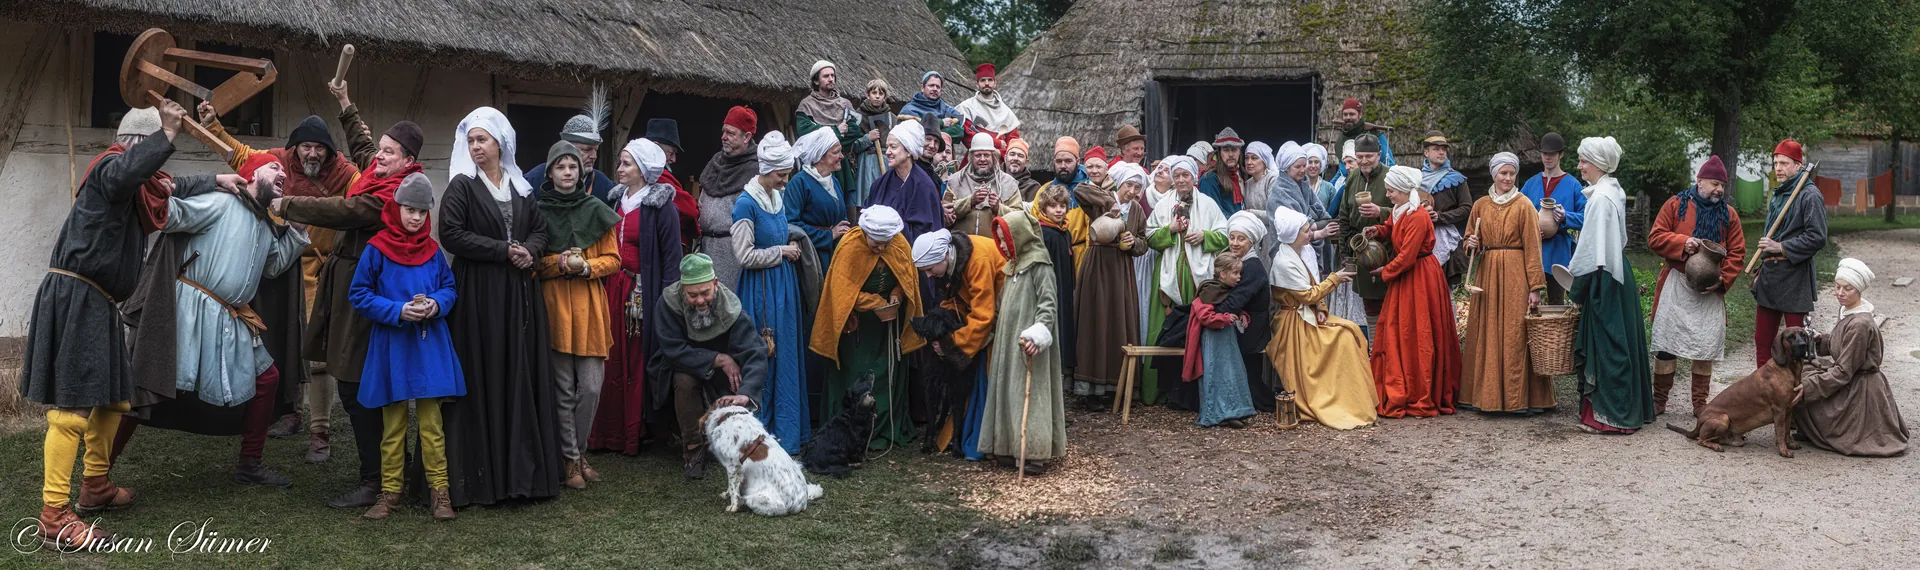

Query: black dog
left=911, top=306, right=978, bottom=455
left=801, top=373, right=875, bottom=478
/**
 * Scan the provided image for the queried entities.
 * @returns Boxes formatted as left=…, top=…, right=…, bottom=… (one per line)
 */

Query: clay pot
left=1349, top=233, right=1389, bottom=270
left=1537, top=198, right=1560, bottom=237
left=1683, top=241, right=1729, bottom=292
left=1089, top=214, right=1125, bottom=243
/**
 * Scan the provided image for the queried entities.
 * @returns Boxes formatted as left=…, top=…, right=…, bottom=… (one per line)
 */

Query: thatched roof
left=999, top=0, right=1439, bottom=159
left=7, top=0, right=969, bottom=104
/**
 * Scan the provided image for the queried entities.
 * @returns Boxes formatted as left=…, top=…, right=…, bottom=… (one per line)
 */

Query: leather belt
left=47, top=268, right=114, bottom=303
left=178, top=275, right=267, bottom=335
left=702, top=229, right=732, bottom=239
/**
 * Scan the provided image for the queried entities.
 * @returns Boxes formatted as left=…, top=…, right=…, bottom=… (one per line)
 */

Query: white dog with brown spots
left=702, top=405, right=823, bottom=516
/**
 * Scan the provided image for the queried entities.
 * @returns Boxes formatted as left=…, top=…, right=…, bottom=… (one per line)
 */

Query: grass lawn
left=0, top=424, right=983, bottom=568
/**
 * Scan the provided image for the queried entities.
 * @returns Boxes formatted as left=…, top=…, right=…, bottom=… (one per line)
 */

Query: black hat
left=644, top=118, right=682, bottom=152
left=1540, top=132, right=1566, bottom=154
left=1355, top=135, right=1381, bottom=153
left=383, top=121, right=425, bottom=158
left=285, top=115, right=335, bottom=156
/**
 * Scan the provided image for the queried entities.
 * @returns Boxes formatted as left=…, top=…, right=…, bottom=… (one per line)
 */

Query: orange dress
left=1369, top=210, right=1461, bottom=418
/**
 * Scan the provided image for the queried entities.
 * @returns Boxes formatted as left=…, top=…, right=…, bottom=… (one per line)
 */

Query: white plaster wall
left=0, top=21, right=503, bottom=336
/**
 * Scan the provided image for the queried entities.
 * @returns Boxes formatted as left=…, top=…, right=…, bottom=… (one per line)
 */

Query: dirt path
left=937, top=230, right=1920, bottom=569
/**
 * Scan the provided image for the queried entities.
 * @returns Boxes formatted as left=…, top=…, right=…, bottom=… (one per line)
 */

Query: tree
left=928, top=0, right=1074, bottom=69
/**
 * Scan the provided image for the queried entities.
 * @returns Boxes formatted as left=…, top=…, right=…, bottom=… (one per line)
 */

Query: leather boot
left=266, top=412, right=303, bottom=438
left=327, top=482, right=381, bottom=509
left=579, top=457, right=602, bottom=483
left=1651, top=372, right=1674, bottom=415
left=563, top=460, right=587, bottom=490
left=429, top=487, right=456, bottom=521
left=234, top=456, right=292, bottom=488
left=682, top=447, right=708, bottom=480
left=362, top=492, right=402, bottom=520
left=74, top=475, right=135, bottom=515
left=1691, top=373, right=1713, bottom=417
left=38, top=504, right=110, bottom=550
left=306, top=431, right=330, bottom=464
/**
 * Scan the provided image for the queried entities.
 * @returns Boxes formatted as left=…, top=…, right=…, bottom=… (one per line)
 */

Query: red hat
left=723, top=106, right=757, bottom=134
left=1083, top=145, right=1109, bottom=164
left=1341, top=98, right=1362, bottom=112
left=238, top=153, right=283, bottom=183
left=1696, top=155, right=1728, bottom=183
left=1773, top=139, right=1803, bottom=163
left=975, top=63, right=996, bottom=79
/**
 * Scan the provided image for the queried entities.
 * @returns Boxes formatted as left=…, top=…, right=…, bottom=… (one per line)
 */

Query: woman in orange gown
left=1363, top=165, right=1461, bottom=418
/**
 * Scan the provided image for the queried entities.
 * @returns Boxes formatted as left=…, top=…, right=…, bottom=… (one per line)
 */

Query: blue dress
left=784, top=172, right=847, bottom=270
left=350, top=248, right=466, bottom=409
left=1519, top=173, right=1586, bottom=281
left=733, top=193, right=809, bottom=448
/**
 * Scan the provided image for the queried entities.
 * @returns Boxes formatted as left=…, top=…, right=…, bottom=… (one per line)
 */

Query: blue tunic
left=350, top=248, right=466, bottom=409
left=733, top=193, right=809, bottom=448
left=1199, top=171, right=1242, bottom=216
left=1519, top=172, right=1586, bottom=280
left=784, top=171, right=847, bottom=269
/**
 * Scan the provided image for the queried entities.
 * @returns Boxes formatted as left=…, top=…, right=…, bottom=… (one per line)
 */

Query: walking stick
left=1744, top=162, right=1820, bottom=278
left=1016, top=352, right=1034, bottom=483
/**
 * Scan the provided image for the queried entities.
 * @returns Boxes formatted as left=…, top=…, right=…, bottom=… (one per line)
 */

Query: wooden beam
left=507, top=92, right=588, bottom=109
left=604, top=84, right=647, bottom=171
left=164, top=48, right=272, bottom=75
left=0, top=30, right=58, bottom=177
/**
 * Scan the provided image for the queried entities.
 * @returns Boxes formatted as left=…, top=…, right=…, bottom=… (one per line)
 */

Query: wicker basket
left=1524, top=305, right=1581, bottom=376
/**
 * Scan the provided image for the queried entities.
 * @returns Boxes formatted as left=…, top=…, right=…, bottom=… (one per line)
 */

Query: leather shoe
left=327, top=482, right=381, bottom=509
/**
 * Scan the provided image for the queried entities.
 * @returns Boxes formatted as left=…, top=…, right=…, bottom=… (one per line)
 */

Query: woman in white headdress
left=1072, top=161, right=1151, bottom=408
left=1792, top=258, right=1908, bottom=456
left=440, top=107, right=564, bottom=506
left=1567, top=136, right=1655, bottom=434
left=1362, top=165, right=1460, bottom=419
left=731, top=132, right=810, bottom=447
left=1457, top=152, right=1552, bottom=415
left=1267, top=208, right=1377, bottom=429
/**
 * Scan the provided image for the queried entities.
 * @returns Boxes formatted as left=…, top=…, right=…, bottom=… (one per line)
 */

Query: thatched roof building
left=999, top=0, right=1440, bottom=161
left=7, top=0, right=969, bottom=105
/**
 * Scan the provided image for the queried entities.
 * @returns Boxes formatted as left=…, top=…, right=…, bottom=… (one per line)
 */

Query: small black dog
left=801, top=373, right=875, bottom=478
left=911, top=306, right=977, bottom=455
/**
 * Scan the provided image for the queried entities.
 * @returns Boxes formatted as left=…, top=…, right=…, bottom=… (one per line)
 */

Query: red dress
left=1369, top=210, right=1461, bottom=418
left=588, top=205, right=649, bottom=453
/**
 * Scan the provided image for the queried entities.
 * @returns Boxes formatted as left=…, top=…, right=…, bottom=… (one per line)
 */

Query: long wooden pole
left=1744, top=163, right=1818, bottom=276
left=1016, top=353, right=1034, bottom=482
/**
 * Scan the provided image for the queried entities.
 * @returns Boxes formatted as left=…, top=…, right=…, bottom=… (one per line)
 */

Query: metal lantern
left=1274, top=392, right=1301, bottom=430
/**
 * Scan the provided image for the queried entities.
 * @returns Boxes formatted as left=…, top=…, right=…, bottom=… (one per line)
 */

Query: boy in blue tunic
left=349, top=173, right=463, bottom=521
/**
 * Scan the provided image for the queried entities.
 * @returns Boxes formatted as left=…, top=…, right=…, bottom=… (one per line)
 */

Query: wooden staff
left=1463, top=218, right=1484, bottom=294
left=329, top=44, right=355, bottom=90
left=1016, top=352, right=1034, bottom=482
left=1744, top=162, right=1819, bottom=277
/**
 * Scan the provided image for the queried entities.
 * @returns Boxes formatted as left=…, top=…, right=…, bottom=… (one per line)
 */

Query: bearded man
left=1333, top=98, right=1395, bottom=177
left=956, top=64, right=1021, bottom=153
left=270, top=111, right=429, bottom=509
left=899, top=71, right=965, bottom=140
left=200, top=79, right=374, bottom=461
left=796, top=60, right=868, bottom=195
left=1005, top=138, right=1042, bottom=201
left=1199, top=128, right=1246, bottom=215
left=649, top=254, right=769, bottom=479
left=1646, top=156, right=1745, bottom=416
left=21, top=101, right=189, bottom=548
left=697, top=106, right=761, bottom=289
left=944, top=133, right=1023, bottom=237
left=117, top=154, right=310, bottom=489
left=525, top=102, right=619, bottom=202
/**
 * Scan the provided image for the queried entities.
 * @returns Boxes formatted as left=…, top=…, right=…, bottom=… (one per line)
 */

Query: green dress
left=827, top=262, right=914, bottom=449
left=1143, top=221, right=1227, bottom=404
left=1571, top=263, right=1656, bottom=431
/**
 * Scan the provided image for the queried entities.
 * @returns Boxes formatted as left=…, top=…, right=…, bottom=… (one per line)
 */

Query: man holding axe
left=197, top=46, right=376, bottom=462
left=1750, top=139, right=1828, bottom=367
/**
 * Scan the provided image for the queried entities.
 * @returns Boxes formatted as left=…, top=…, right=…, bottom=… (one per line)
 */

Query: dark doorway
left=90, top=32, right=136, bottom=129
left=1160, top=80, right=1318, bottom=157
left=505, top=104, right=578, bottom=172
left=628, top=92, right=776, bottom=194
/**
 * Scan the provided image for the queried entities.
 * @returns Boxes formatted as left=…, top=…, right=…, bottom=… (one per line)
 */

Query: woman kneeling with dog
left=1791, top=258, right=1909, bottom=457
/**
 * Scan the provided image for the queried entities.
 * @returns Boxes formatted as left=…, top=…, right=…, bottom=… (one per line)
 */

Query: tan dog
left=1666, top=327, right=1817, bottom=458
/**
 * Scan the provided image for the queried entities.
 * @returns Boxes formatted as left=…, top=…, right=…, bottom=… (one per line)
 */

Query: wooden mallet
left=329, top=44, right=355, bottom=90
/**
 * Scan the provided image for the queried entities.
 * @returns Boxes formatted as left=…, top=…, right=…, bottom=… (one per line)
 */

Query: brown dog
left=1666, top=327, right=1818, bottom=457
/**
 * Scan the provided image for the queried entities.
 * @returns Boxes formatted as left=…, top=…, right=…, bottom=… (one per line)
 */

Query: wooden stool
left=1112, top=345, right=1183, bottom=425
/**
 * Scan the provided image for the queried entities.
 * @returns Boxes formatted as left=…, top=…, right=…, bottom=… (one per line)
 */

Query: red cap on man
left=1696, top=155, right=1728, bottom=183
left=238, top=153, right=283, bottom=183
left=1342, top=98, right=1362, bottom=113
left=1773, top=139, right=1803, bottom=163
left=975, top=63, right=996, bottom=79
left=724, top=106, right=757, bottom=134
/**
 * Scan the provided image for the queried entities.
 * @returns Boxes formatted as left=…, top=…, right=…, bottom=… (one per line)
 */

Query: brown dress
left=1458, top=196, right=1551, bottom=412
left=1792, top=309, right=1908, bottom=457
left=1074, top=194, right=1149, bottom=387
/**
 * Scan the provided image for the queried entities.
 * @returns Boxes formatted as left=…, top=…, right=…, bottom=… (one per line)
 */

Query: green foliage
left=929, top=0, right=1075, bottom=69
left=1416, top=0, right=1569, bottom=147
left=1565, top=74, right=1697, bottom=201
